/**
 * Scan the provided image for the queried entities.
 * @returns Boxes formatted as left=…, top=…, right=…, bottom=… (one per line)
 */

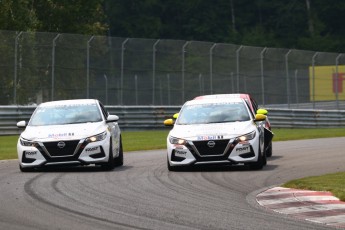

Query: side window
left=244, top=100, right=255, bottom=118
left=250, top=98, right=259, bottom=112
left=98, top=102, right=109, bottom=119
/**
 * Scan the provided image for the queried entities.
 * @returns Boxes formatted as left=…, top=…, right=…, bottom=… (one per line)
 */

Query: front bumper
left=167, top=137, right=260, bottom=167
left=17, top=137, right=111, bottom=168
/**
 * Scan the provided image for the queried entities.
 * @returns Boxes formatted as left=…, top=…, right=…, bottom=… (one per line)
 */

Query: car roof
left=193, top=94, right=251, bottom=100
left=186, top=97, right=244, bottom=105
left=38, top=99, right=99, bottom=107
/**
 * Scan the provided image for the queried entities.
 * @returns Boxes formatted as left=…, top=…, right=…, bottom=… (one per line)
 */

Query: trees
left=0, top=0, right=345, bottom=53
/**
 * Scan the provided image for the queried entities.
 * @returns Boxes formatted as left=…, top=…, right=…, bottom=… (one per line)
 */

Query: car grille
left=192, top=139, right=230, bottom=156
left=185, top=139, right=239, bottom=162
left=42, top=140, right=81, bottom=157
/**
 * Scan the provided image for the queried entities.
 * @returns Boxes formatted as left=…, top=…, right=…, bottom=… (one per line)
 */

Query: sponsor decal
left=175, top=149, right=187, bottom=157
left=197, top=135, right=223, bottom=140
left=236, top=146, right=250, bottom=154
left=26, top=151, right=37, bottom=156
left=48, top=133, right=75, bottom=138
left=85, top=146, right=99, bottom=152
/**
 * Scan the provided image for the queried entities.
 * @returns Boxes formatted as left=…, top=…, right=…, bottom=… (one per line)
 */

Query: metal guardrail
left=0, top=106, right=344, bottom=136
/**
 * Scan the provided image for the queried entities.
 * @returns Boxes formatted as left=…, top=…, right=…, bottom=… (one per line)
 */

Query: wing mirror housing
left=164, top=118, right=174, bottom=126
left=106, top=115, right=119, bottom=123
left=17, top=121, right=27, bottom=128
left=254, top=114, right=266, bottom=122
left=256, top=108, right=268, bottom=115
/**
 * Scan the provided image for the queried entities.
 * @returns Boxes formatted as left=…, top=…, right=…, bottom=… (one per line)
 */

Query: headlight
left=169, top=136, right=187, bottom=145
left=20, top=138, right=37, bottom=147
left=238, top=131, right=256, bottom=142
left=86, top=131, right=107, bottom=143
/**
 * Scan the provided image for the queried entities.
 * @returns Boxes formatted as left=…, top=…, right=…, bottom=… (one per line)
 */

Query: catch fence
left=0, top=30, right=344, bottom=109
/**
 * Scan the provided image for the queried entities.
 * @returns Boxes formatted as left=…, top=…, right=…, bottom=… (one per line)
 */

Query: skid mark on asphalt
left=257, top=187, right=345, bottom=228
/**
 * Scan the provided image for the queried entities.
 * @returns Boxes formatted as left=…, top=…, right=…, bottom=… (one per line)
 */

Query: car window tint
left=29, top=103, right=102, bottom=126
left=177, top=102, right=250, bottom=125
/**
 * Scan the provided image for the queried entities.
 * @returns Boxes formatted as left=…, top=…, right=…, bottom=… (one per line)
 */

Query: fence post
left=311, top=52, right=319, bottom=109
left=120, top=38, right=129, bottom=105
left=182, top=41, right=190, bottom=103
left=285, top=50, right=292, bottom=108
left=104, top=74, right=108, bottom=105
left=167, top=74, right=170, bottom=105
left=335, top=54, right=343, bottom=110
left=260, top=47, right=267, bottom=106
left=209, top=43, right=217, bottom=94
left=152, top=39, right=160, bottom=105
left=86, top=36, right=94, bottom=99
left=14, top=31, right=23, bottom=104
left=51, top=34, right=61, bottom=101
left=295, top=69, right=299, bottom=108
left=236, top=46, right=243, bottom=93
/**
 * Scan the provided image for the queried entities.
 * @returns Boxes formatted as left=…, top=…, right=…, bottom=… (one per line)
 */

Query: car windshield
left=176, top=101, right=250, bottom=125
left=29, top=103, right=103, bottom=126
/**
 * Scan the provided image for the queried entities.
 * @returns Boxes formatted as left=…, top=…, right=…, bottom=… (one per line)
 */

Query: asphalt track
left=0, top=137, right=344, bottom=230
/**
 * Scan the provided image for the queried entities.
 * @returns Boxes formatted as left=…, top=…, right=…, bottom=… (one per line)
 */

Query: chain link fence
left=1, top=30, right=345, bottom=109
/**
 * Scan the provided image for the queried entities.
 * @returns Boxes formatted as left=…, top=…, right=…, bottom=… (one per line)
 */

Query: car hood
left=169, top=121, right=256, bottom=140
left=20, top=122, right=106, bottom=141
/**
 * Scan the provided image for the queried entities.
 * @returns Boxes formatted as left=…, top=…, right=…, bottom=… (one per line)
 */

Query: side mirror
left=173, top=113, right=179, bottom=119
left=257, top=108, right=268, bottom=115
left=254, top=114, right=266, bottom=122
left=17, top=120, right=27, bottom=128
left=106, top=115, right=119, bottom=123
left=164, top=118, right=174, bottom=126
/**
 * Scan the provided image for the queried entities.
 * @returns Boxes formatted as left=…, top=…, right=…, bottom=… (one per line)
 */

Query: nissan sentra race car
left=164, top=97, right=268, bottom=171
left=17, top=99, right=123, bottom=172
left=194, top=93, right=273, bottom=157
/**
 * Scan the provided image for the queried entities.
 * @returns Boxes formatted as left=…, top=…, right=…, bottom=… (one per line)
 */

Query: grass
left=1, top=128, right=345, bottom=200
left=1, top=128, right=345, bottom=160
left=283, top=172, right=345, bottom=201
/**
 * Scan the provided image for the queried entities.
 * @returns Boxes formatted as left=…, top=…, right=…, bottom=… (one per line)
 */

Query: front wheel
left=19, top=165, right=35, bottom=172
left=249, top=146, right=265, bottom=170
left=101, top=139, right=115, bottom=171
left=114, top=136, right=123, bottom=167
left=265, top=142, right=273, bottom=157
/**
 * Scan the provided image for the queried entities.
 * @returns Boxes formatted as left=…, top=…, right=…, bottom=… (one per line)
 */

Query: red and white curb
left=257, top=187, right=345, bottom=228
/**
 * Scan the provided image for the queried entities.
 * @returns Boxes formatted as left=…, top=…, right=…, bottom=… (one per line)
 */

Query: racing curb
left=256, top=186, right=345, bottom=228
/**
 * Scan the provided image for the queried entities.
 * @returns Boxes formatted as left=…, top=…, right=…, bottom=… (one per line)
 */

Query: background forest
left=0, top=0, right=344, bottom=53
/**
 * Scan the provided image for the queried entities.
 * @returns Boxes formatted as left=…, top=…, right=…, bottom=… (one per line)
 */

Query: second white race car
left=164, top=96, right=267, bottom=171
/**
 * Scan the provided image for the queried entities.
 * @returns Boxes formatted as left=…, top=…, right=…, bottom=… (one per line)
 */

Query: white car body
left=166, top=97, right=266, bottom=170
left=17, top=99, right=123, bottom=171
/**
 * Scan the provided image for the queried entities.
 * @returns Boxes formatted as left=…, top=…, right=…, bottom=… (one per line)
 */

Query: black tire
left=249, top=146, right=264, bottom=170
left=101, top=139, right=115, bottom=171
left=167, top=156, right=182, bottom=171
left=167, top=157, right=175, bottom=171
left=19, top=165, right=34, bottom=172
left=265, top=142, right=273, bottom=157
left=113, top=137, right=123, bottom=167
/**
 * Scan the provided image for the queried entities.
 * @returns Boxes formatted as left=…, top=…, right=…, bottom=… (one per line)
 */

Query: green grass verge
left=283, top=172, right=345, bottom=201
left=1, top=128, right=345, bottom=200
left=1, top=128, right=345, bottom=160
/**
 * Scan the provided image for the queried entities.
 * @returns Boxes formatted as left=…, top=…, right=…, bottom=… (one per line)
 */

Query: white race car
left=17, top=99, right=123, bottom=172
left=164, top=97, right=267, bottom=171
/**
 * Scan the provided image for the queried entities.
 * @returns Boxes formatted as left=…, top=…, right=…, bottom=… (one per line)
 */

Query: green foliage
left=1, top=0, right=345, bottom=55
